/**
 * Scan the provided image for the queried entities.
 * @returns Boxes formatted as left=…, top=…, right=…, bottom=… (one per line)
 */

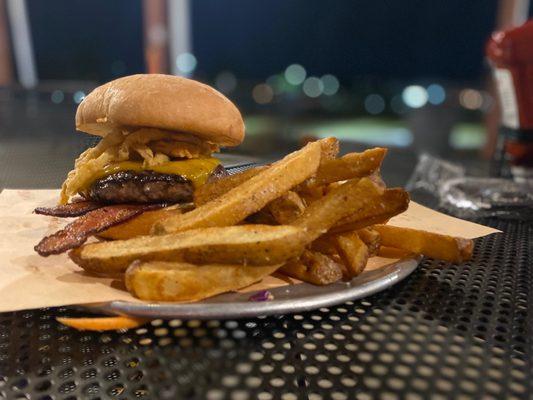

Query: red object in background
left=487, top=20, right=533, bottom=130
left=486, top=20, right=533, bottom=175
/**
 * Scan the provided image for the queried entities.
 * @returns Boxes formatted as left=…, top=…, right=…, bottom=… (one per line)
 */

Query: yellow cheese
left=82, top=158, right=220, bottom=191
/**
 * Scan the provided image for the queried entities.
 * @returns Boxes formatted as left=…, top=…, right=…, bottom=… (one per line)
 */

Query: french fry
left=154, top=140, right=322, bottom=234
left=126, top=261, right=282, bottom=302
left=357, top=227, right=381, bottom=256
left=194, top=166, right=266, bottom=206
left=310, top=148, right=387, bottom=186
left=335, top=232, right=369, bottom=278
left=195, top=137, right=338, bottom=207
left=280, top=250, right=343, bottom=285
left=292, top=178, right=384, bottom=242
left=372, top=225, right=473, bottom=262
left=57, top=316, right=147, bottom=331
left=330, top=188, right=409, bottom=233
left=317, top=136, right=340, bottom=163
left=266, top=191, right=306, bottom=224
left=98, top=205, right=184, bottom=240
left=70, top=225, right=308, bottom=274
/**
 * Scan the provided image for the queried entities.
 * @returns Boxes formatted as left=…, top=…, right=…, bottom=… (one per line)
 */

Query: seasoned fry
left=98, top=205, right=184, bottom=240
left=334, top=232, right=369, bottom=278
left=266, top=191, right=306, bottom=224
left=280, top=250, right=343, bottom=285
left=317, top=136, right=340, bottom=163
left=70, top=225, right=308, bottom=274
left=373, top=225, right=473, bottom=262
left=154, top=140, right=322, bottom=234
left=194, top=166, right=266, bottom=206
left=311, top=147, right=387, bottom=186
left=57, top=316, right=148, bottom=331
left=195, top=137, right=337, bottom=207
left=126, top=261, right=282, bottom=302
left=357, top=227, right=381, bottom=256
left=292, top=178, right=384, bottom=242
left=330, top=188, right=409, bottom=233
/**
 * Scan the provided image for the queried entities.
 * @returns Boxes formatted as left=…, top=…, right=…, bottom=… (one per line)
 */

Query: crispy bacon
left=34, top=200, right=103, bottom=218
left=34, top=203, right=166, bottom=256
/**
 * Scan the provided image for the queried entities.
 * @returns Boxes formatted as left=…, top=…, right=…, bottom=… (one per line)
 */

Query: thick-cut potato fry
left=194, top=166, right=266, bottom=206
left=57, top=316, right=147, bottom=331
left=330, top=188, right=409, bottom=233
left=357, top=227, right=381, bottom=256
left=126, top=261, right=282, bottom=301
left=195, top=137, right=337, bottom=207
left=280, top=250, right=343, bottom=285
left=98, top=205, right=184, bottom=240
left=292, top=178, right=384, bottom=242
left=154, top=140, right=322, bottom=234
left=317, top=137, right=340, bottom=163
left=71, top=225, right=308, bottom=274
left=311, top=148, right=387, bottom=186
left=266, top=191, right=306, bottom=224
left=373, top=225, right=473, bottom=262
left=310, top=235, right=338, bottom=256
left=335, top=232, right=369, bottom=278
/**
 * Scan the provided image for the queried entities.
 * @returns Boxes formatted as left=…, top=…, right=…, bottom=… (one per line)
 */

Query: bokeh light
left=402, top=85, right=428, bottom=108
left=390, top=95, right=407, bottom=114
left=176, top=52, right=197, bottom=74
left=215, top=71, right=237, bottom=93
left=364, top=94, right=385, bottom=114
left=51, top=90, right=64, bottom=104
left=321, top=74, right=340, bottom=96
left=252, top=84, right=274, bottom=104
left=284, top=64, right=306, bottom=85
left=73, top=91, right=85, bottom=104
left=459, top=89, right=483, bottom=110
left=427, top=84, right=446, bottom=105
left=302, top=77, right=324, bottom=98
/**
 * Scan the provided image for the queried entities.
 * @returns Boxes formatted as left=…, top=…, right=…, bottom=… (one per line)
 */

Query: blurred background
left=0, top=0, right=532, bottom=187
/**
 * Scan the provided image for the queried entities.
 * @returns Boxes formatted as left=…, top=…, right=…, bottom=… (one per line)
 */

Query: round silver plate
left=85, top=257, right=421, bottom=320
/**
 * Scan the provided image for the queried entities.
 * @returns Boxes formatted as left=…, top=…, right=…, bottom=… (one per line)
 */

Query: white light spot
left=284, top=64, right=306, bottom=85
left=459, top=89, right=483, bottom=110
left=51, top=90, right=64, bottom=104
left=321, top=74, right=339, bottom=96
left=427, top=84, right=446, bottom=105
left=364, top=94, right=385, bottom=114
left=215, top=71, right=237, bottom=93
left=402, top=85, right=428, bottom=108
left=302, top=77, right=323, bottom=98
left=252, top=84, right=274, bottom=104
left=176, top=53, right=197, bottom=74
left=73, top=91, right=85, bottom=104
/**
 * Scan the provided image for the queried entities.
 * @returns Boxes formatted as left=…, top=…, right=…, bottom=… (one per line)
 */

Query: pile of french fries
left=69, top=138, right=473, bottom=302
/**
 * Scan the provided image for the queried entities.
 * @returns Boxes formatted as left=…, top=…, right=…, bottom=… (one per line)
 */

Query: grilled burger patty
left=84, top=164, right=228, bottom=204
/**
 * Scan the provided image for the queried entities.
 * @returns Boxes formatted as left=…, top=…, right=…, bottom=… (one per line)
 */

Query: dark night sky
left=27, top=0, right=518, bottom=83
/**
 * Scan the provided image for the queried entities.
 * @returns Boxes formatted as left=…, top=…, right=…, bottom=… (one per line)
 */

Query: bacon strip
left=34, top=200, right=103, bottom=218
left=34, top=204, right=166, bottom=256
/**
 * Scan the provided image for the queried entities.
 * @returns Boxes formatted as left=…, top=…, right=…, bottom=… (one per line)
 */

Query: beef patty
left=84, top=164, right=228, bottom=204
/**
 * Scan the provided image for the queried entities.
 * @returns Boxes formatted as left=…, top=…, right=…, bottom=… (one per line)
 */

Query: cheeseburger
left=61, top=73, right=244, bottom=205
left=34, top=74, right=244, bottom=256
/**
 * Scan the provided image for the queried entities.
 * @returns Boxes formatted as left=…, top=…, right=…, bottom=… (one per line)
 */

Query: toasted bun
left=75, top=74, right=244, bottom=147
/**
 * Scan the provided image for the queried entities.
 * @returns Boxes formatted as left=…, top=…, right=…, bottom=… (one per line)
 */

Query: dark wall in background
left=24, top=0, right=520, bottom=83
left=27, top=0, right=145, bottom=81
left=192, top=0, right=499, bottom=82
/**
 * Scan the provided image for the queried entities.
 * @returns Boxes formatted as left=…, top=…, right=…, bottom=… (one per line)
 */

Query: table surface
left=0, top=98, right=531, bottom=399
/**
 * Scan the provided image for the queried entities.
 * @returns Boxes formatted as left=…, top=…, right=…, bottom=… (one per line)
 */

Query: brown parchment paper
left=0, top=189, right=500, bottom=312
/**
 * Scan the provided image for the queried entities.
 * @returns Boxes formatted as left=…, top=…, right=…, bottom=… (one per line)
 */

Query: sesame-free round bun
left=75, top=74, right=245, bottom=147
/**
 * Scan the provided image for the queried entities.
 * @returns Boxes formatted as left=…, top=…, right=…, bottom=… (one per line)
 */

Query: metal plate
left=86, top=257, right=421, bottom=319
